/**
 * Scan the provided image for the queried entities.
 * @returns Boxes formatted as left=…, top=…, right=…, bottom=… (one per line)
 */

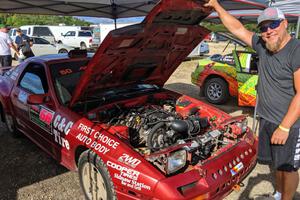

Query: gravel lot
left=1, top=42, right=300, bottom=200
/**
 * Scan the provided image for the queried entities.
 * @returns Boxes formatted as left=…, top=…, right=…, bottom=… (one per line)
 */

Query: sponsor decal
left=18, top=90, right=28, bottom=103
left=11, top=71, right=19, bottom=80
left=107, top=161, right=151, bottom=191
left=51, top=114, right=74, bottom=150
left=118, top=153, right=141, bottom=168
left=75, top=123, right=120, bottom=154
left=230, top=162, right=244, bottom=176
left=29, top=106, right=54, bottom=132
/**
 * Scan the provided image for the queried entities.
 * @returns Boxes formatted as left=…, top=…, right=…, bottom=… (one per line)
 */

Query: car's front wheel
left=204, top=77, right=229, bottom=104
left=78, top=150, right=116, bottom=200
left=58, top=49, right=68, bottom=54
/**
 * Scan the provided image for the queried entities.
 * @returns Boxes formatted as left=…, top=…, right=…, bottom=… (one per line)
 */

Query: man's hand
left=204, top=0, right=219, bottom=9
left=271, top=128, right=289, bottom=145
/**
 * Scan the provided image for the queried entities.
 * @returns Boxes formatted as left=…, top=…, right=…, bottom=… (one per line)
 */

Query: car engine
left=94, top=97, right=248, bottom=174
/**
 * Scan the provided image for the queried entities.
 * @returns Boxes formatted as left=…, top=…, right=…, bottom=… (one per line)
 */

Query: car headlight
left=237, top=119, right=248, bottom=133
left=166, top=150, right=187, bottom=174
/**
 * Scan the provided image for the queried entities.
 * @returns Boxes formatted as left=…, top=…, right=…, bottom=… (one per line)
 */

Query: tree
left=0, top=13, right=91, bottom=27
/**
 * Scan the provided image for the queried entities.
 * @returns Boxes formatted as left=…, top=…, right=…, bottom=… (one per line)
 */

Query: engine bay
left=86, top=94, right=249, bottom=175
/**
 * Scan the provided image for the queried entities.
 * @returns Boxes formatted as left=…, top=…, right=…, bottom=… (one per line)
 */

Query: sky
left=78, top=16, right=144, bottom=24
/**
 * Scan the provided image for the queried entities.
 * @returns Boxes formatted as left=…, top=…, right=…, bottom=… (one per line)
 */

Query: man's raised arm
left=205, top=0, right=254, bottom=47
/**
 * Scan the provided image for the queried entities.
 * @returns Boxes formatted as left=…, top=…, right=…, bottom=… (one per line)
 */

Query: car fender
left=67, top=117, right=164, bottom=196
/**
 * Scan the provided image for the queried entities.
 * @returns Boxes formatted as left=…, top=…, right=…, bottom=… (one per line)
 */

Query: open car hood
left=69, top=0, right=264, bottom=106
left=216, top=32, right=247, bottom=47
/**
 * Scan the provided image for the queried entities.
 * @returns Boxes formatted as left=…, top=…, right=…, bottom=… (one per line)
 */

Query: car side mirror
left=27, top=94, right=51, bottom=105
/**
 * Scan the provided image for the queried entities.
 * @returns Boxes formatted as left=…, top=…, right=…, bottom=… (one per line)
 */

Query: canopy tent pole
left=114, top=18, right=117, bottom=29
left=296, top=16, right=300, bottom=39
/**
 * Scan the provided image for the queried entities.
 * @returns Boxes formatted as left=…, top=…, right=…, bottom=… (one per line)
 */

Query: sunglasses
left=259, top=19, right=283, bottom=33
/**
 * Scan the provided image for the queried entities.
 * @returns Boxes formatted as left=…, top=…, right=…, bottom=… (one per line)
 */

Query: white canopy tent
left=270, top=0, right=300, bottom=38
left=208, top=0, right=300, bottom=38
left=0, top=0, right=266, bottom=19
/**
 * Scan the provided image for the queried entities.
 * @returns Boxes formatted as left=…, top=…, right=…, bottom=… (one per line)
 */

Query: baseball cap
left=257, top=7, right=285, bottom=26
left=15, top=28, right=22, bottom=32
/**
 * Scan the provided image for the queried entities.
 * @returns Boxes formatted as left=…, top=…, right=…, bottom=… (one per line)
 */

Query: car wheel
left=58, top=49, right=68, bottom=53
left=78, top=150, right=116, bottom=200
left=80, top=42, right=87, bottom=50
left=4, top=112, right=21, bottom=137
left=204, top=78, right=229, bottom=104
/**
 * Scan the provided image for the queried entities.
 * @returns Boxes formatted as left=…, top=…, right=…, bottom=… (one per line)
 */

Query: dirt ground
left=1, top=42, right=300, bottom=200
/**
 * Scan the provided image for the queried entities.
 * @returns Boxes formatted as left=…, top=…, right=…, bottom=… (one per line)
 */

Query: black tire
left=80, top=42, right=87, bottom=50
left=204, top=77, right=229, bottom=104
left=78, top=150, right=116, bottom=200
left=4, top=112, right=21, bottom=137
left=58, top=48, right=68, bottom=53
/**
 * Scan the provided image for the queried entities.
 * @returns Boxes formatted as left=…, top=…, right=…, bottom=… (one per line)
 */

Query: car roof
left=28, top=52, right=93, bottom=62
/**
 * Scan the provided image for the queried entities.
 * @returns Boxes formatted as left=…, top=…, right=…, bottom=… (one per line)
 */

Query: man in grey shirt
left=205, top=1, right=300, bottom=200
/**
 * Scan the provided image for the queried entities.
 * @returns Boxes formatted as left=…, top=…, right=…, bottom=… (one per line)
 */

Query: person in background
left=0, top=24, right=18, bottom=67
left=14, top=28, right=34, bottom=62
left=204, top=1, right=300, bottom=200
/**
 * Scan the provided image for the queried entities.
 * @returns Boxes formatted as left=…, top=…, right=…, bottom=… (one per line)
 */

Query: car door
left=63, top=31, right=76, bottom=47
left=10, top=63, right=58, bottom=157
left=234, top=51, right=258, bottom=107
left=31, top=37, right=57, bottom=56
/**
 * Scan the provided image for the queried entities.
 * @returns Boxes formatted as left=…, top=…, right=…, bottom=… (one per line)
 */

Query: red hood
left=70, top=0, right=212, bottom=106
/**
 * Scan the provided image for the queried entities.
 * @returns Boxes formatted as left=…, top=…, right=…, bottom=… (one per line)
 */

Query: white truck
left=19, top=25, right=82, bottom=44
left=58, top=30, right=99, bottom=50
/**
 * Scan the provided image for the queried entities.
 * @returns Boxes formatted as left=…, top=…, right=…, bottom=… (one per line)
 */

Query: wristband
left=278, top=125, right=290, bottom=132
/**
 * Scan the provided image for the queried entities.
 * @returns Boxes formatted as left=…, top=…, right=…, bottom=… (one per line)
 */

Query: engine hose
left=147, top=119, right=170, bottom=126
left=147, top=122, right=166, bottom=151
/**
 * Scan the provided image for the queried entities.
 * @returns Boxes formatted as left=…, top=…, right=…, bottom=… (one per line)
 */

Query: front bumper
left=151, top=133, right=258, bottom=200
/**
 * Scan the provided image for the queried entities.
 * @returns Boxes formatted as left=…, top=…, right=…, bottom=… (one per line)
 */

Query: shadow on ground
left=237, top=165, right=300, bottom=200
left=0, top=124, right=68, bottom=200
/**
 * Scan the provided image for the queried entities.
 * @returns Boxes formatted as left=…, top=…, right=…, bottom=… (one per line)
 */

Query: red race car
left=0, top=0, right=257, bottom=199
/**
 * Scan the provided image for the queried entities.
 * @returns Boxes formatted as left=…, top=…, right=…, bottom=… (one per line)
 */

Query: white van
left=20, top=25, right=56, bottom=43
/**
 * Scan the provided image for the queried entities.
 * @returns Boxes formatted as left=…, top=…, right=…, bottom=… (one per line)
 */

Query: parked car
left=11, top=37, right=74, bottom=60
left=191, top=33, right=258, bottom=106
left=57, top=30, right=99, bottom=50
left=0, top=1, right=257, bottom=199
left=20, top=25, right=56, bottom=43
left=188, top=41, right=209, bottom=58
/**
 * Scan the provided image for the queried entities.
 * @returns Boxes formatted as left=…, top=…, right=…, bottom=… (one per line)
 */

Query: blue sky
left=78, top=16, right=144, bottom=24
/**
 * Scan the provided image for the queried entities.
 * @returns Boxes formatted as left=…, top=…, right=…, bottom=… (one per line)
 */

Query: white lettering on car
left=75, top=123, right=120, bottom=153
left=107, top=161, right=151, bottom=191
left=118, top=153, right=141, bottom=168
left=76, top=133, right=110, bottom=154
left=51, top=114, right=74, bottom=150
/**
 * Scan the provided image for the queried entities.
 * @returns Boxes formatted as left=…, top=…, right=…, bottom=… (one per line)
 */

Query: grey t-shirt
left=252, top=34, right=300, bottom=127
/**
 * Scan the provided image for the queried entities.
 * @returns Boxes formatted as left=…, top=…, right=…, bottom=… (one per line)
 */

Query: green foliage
left=201, top=22, right=259, bottom=33
left=0, top=13, right=91, bottom=27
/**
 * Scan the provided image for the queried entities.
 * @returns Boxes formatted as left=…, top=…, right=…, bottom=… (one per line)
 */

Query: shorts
left=0, top=55, right=12, bottom=67
left=258, top=118, right=300, bottom=172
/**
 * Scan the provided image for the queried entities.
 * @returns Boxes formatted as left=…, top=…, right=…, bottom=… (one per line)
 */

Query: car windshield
left=50, top=60, right=88, bottom=105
